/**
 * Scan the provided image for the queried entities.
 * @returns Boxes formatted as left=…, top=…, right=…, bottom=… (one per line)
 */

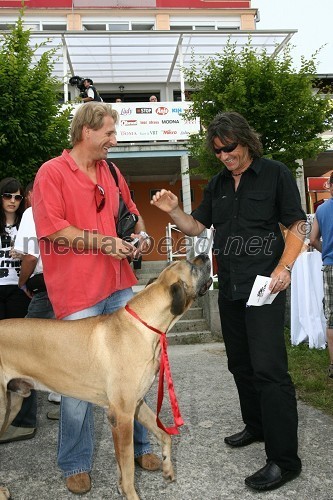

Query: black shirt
left=192, top=157, right=306, bottom=300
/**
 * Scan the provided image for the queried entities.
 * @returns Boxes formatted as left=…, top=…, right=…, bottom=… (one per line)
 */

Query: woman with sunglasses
left=0, top=177, right=30, bottom=320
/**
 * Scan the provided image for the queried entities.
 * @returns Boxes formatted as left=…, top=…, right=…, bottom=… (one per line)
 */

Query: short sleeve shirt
left=32, top=150, right=139, bottom=319
left=315, top=198, right=333, bottom=265
left=14, top=207, right=43, bottom=275
left=192, top=157, right=306, bottom=300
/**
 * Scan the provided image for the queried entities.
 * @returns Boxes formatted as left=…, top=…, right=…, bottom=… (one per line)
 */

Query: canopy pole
left=178, top=41, right=186, bottom=102
left=62, top=38, right=69, bottom=103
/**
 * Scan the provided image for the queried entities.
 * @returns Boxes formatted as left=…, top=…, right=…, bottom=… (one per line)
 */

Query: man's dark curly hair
left=206, top=111, right=263, bottom=159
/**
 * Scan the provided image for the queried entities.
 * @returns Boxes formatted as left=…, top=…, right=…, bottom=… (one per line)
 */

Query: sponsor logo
left=156, top=106, right=169, bottom=115
left=119, top=108, right=132, bottom=116
left=172, top=108, right=183, bottom=113
left=163, top=130, right=177, bottom=135
left=136, top=108, right=152, bottom=114
left=121, top=120, right=137, bottom=126
left=162, top=119, right=179, bottom=124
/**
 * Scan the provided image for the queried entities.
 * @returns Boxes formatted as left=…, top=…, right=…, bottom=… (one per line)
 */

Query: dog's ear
left=170, top=280, right=187, bottom=316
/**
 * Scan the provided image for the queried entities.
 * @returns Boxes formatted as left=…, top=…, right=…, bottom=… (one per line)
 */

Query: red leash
left=124, top=304, right=184, bottom=435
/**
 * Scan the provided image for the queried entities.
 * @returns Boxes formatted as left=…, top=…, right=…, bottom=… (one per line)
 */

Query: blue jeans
left=58, top=288, right=151, bottom=478
left=12, top=291, right=55, bottom=428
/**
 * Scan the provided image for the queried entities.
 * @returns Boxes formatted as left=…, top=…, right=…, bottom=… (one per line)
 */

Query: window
left=0, top=23, right=15, bottom=30
left=83, top=24, right=106, bottom=31
left=108, top=23, right=129, bottom=31
left=170, top=25, right=192, bottom=31
left=23, top=23, right=40, bottom=31
left=42, top=24, right=67, bottom=31
left=131, top=23, right=154, bottom=31
left=217, top=26, right=240, bottom=31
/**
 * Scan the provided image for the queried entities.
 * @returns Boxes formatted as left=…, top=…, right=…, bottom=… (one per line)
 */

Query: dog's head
left=153, top=253, right=213, bottom=317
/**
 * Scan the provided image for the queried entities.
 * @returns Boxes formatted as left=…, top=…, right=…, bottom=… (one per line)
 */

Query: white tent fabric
left=291, top=250, right=327, bottom=349
left=26, top=29, right=295, bottom=85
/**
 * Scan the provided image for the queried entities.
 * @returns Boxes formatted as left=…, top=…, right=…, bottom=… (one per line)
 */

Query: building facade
left=3, top=1, right=323, bottom=261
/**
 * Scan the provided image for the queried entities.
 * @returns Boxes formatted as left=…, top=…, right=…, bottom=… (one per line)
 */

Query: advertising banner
left=111, top=101, right=200, bottom=142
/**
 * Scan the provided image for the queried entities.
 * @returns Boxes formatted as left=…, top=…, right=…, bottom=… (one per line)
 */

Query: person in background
left=32, top=102, right=160, bottom=496
left=115, top=97, right=123, bottom=103
left=81, top=78, right=103, bottom=103
left=0, top=177, right=30, bottom=321
left=310, top=171, right=333, bottom=378
left=149, top=95, right=158, bottom=102
left=0, top=181, right=58, bottom=445
left=151, top=111, right=306, bottom=492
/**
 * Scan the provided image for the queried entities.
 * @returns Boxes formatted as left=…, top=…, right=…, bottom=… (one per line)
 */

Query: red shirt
left=32, top=150, right=139, bottom=319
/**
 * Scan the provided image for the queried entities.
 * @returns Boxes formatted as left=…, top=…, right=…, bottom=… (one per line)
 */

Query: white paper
left=246, top=275, right=279, bottom=307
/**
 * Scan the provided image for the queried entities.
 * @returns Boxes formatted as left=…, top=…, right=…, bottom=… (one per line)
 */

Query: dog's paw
left=0, top=486, right=11, bottom=500
left=162, top=466, right=175, bottom=483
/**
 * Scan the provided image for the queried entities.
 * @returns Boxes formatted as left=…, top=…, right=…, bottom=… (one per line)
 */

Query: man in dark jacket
left=81, top=78, right=103, bottom=103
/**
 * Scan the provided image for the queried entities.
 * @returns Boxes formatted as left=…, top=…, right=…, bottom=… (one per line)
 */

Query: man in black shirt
left=81, top=78, right=103, bottom=103
left=151, top=111, right=306, bottom=492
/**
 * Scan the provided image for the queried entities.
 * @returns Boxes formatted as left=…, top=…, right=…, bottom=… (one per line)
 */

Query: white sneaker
left=48, top=392, right=61, bottom=404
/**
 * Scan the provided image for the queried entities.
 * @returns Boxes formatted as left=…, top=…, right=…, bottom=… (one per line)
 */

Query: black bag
left=26, top=273, right=47, bottom=294
left=108, top=162, right=138, bottom=240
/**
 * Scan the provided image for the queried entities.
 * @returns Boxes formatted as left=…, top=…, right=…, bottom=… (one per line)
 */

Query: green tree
left=184, top=41, right=333, bottom=177
left=0, top=14, right=72, bottom=186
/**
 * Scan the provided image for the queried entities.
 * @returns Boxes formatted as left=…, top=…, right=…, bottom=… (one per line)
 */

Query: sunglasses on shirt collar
left=95, top=184, right=106, bottom=212
left=212, top=142, right=238, bottom=155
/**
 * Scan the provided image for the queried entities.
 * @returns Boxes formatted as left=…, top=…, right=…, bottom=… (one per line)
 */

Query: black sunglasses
left=95, top=184, right=106, bottom=212
left=1, top=193, right=24, bottom=201
left=213, top=142, right=238, bottom=155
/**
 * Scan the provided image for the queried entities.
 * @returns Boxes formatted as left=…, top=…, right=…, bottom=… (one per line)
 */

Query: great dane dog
left=0, top=253, right=212, bottom=500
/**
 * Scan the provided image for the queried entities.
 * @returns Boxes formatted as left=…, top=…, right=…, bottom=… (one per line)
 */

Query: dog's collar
left=125, top=304, right=184, bottom=435
left=125, top=304, right=165, bottom=336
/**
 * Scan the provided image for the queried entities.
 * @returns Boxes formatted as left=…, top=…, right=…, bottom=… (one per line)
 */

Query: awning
left=29, top=29, right=296, bottom=85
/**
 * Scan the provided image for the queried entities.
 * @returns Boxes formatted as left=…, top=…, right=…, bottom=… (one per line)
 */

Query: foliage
left=0, top=13, right=72, bottom=186
left=183, top=41, right=333, bottom=178
left=285, top=330, right=333, bottom=417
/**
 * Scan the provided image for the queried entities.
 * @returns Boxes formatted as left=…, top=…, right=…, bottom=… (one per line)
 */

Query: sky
left=253, top=0, right=332, bottom=74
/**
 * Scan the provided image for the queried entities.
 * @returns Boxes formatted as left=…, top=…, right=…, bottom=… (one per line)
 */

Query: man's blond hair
left=70, top=102, right=119, bottom=146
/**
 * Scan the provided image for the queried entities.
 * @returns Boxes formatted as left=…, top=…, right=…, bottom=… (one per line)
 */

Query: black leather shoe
left=224, top=428, right=262, bottom=447
left=245, top=461, right=301, bottom=491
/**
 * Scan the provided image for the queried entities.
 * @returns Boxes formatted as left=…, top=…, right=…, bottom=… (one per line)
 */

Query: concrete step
left=138, top=260, right=168, bottom=272
left=167, top=330, right=220, bottom=345
left=182, top=307, right=203, bottom=320
left=170, top=318, right=208, bottom=333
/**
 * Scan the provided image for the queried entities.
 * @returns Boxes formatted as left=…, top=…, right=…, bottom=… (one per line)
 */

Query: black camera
left=69, top=75, right=86, bottom=93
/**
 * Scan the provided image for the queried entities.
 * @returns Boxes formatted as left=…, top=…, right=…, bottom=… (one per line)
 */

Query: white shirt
left=14, top=207, right=43, bottom=275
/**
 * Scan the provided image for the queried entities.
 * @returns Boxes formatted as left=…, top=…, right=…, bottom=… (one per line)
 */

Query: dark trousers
left=219, top=291, right=301, bottom=471
left=0, top=284, right=30, bottom=319
left=12, top=291, right=55, bottom=428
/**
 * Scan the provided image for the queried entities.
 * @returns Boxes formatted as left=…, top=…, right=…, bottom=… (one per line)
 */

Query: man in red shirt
left=33, top=102, right=160, bottom=495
